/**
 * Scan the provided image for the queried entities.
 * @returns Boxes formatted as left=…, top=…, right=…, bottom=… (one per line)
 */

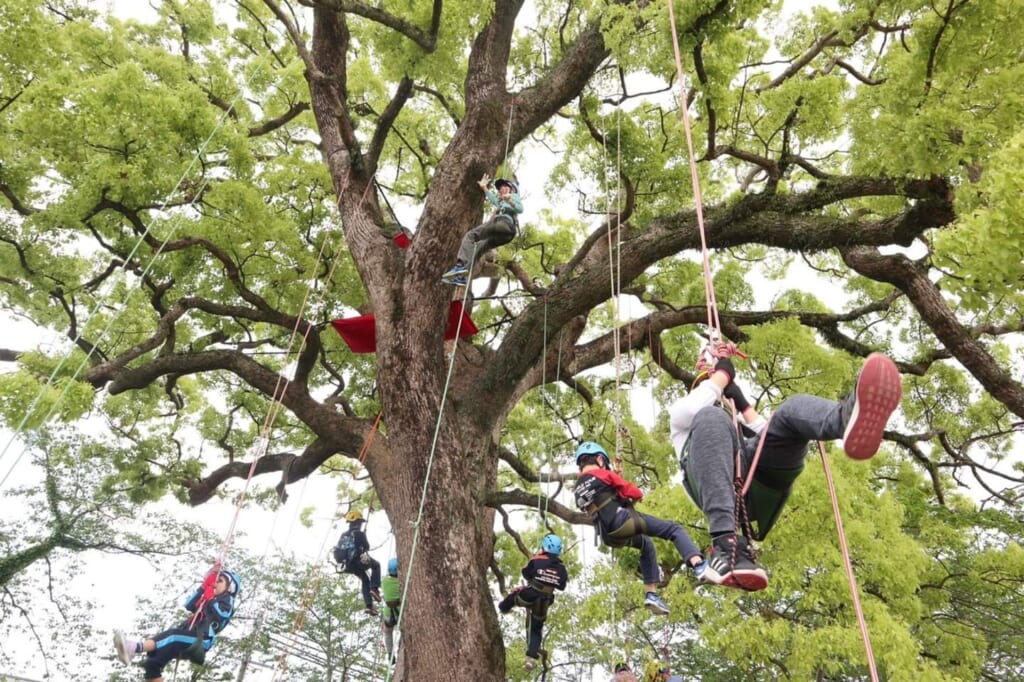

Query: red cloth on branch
left=332, top=301, right=478, bottom=353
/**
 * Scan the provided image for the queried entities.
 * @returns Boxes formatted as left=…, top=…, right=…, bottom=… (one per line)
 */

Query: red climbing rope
left=817, top=441, right=880, bottom=681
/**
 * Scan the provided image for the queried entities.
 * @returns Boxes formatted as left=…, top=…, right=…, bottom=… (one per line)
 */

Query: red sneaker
left=843, top=354, right=902, bottom=460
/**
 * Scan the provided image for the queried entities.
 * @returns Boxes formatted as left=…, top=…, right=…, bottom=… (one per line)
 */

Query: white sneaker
left=113, top=630, right=137, bottom=664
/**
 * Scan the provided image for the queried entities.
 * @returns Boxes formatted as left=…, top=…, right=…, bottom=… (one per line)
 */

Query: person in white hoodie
left=668, top=351, right=902, bottom=591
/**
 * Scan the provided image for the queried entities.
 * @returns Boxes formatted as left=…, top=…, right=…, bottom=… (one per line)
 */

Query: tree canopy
left=1, top=0, right=1022, bottom=680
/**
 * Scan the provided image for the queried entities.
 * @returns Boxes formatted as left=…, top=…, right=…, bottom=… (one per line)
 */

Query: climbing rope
left=817, top=441, right=880, bottom=681
left=600, top=111, right=629, bottom=474
left=664, top=0, right=721, bottom=351
left=384, top=254, right=476, bottom=682
left=538, top=300, right=555, bottom=518
left=211, top=171, right=380, bottom=575
left=504, top=98, right=517, bottom=174
left=174, top=165, right=385, bottom=678
left=269, top=413, right=384, bottom=680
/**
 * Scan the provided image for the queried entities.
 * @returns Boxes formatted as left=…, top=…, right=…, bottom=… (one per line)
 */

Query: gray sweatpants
left=681, top=394, right=848, bottom=536
left=456, top=215, right=516, bottom=266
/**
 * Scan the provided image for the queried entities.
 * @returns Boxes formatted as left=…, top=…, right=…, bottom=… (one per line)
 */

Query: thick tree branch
left=497, top=446, right=577, bottom=485
left=0, top=181, right=35, bottom=215
left=487, top=488, right=591, bottom=525
left=485, top=174, right=955, bottom=419
left=188, top=429, right=379, bottom=505
left=263, top=0, right=325, bottom=79
left=367, top=76, right=414, bottom=174
left=248, top=101, right=312, bottom=136
left=841, top=246, right=1024, bottom=419
left=334, top=0, right=441, bottom=52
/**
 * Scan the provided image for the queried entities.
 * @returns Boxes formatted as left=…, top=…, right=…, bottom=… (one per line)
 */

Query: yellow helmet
left=345, top=510, right=364, bottom=523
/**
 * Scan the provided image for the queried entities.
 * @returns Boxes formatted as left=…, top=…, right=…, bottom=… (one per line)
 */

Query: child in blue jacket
left=114, top=568, right=240, bottom=681
left=441, top=174, right=523, bottom=285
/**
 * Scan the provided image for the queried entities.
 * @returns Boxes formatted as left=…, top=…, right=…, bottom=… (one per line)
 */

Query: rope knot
left=697, top=341, right=748, bottom=372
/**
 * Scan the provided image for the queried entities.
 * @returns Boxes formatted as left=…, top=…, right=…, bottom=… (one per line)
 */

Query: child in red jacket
left=574, top=441, right=708, bottom=615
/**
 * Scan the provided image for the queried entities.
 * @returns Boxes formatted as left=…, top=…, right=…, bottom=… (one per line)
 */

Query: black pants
left=499, top=587, right=553, bottom=659
left=144, top=626, right=205, bottom=678
left=345, top=556, right=381, bottom=608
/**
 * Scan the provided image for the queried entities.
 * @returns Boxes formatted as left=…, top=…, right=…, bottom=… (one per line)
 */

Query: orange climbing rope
left=665, top=0, right=720, bottom=357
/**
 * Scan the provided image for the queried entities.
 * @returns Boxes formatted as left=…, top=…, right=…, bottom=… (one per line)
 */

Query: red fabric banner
left=332, top=301, right=478, bottom=353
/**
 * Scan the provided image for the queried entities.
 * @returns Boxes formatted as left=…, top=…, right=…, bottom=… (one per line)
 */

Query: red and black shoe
left=703, top=534, right=768, bottom=592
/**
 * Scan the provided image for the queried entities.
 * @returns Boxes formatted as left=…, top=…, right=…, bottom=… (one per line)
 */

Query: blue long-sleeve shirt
left=182, top=588, right=236, bottom=650
left=484, top=189, right=523, bottom=217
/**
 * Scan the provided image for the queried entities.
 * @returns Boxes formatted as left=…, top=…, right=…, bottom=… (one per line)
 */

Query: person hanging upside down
left=441, top=174, right=523, bottom=286
left=669, top=351, right=902, bottom=591
left=573, top=441, right=708, bottom=615
left=113, top=568, right=240, bottom=681
left=497, top=533, right=569, bottom=672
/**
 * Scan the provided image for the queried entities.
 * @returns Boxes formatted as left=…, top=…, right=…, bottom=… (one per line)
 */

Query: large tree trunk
left=307, top=17, right=511, bottom=673
left=374, top=414, right=506, bottom=680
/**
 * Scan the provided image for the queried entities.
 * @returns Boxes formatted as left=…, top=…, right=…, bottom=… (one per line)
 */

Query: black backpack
left=332, top=529, right=358, bottom=566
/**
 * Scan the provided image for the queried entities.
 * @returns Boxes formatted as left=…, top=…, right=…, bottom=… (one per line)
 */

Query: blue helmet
left=541, top=534, right=563, bottom=555
left=574, top=441, right=609, bottom=468
left=387, top=557, right=399, bottom=576
left=220, top=570, right=241, bottom=596
left=494, top=178, right=519, bottom=194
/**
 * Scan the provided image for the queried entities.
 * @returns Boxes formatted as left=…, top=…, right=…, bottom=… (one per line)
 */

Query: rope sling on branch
left=663, top=1, right=879, bottom=678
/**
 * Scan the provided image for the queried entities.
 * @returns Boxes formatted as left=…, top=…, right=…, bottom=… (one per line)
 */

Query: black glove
left=722, top=381, right=750, bottom=412
left=713, top=357, right=736, bottom=382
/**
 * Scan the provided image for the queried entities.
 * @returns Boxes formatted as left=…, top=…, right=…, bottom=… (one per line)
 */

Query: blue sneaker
left=442, top=263, right=469, bottom=280
left=692, top=559, right=716, bottom=583
left=444, top=274, right=467, bottom=286
left=644, top=592, right=669, bottom=615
